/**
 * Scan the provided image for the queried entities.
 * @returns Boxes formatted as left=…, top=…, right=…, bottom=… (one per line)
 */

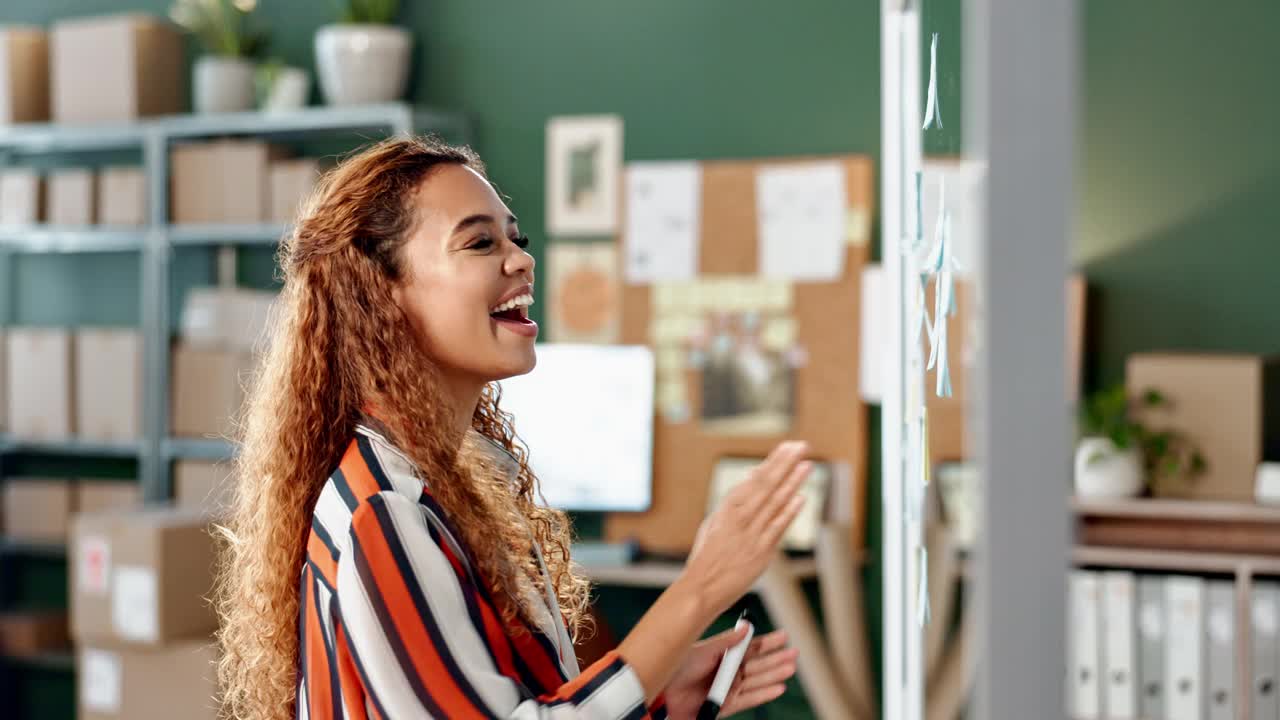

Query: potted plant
left=1076, top=385, right=1207, bottom=498
left=315, top=0, right=411, bottom=106
left=171, top=0, right=267, bottom=113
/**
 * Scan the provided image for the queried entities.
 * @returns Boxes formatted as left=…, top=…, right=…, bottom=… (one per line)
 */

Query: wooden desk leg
left=758, top=555, right=859, bottom=720
left=816, top=524, right=876, bottom=718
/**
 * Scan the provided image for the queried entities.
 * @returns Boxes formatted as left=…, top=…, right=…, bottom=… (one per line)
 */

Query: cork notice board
left=605, top=155, right=873, bottom=554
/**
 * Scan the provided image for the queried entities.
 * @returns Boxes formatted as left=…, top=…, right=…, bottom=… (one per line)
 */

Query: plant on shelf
left=316, top=0, right=412, bottom=106
left=1075, top=384, right=1207, bottom=499
left=171, top=0, right=268, bottom=113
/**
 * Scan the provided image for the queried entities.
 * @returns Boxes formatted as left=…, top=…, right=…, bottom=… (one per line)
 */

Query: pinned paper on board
left=756, top=162, right=848, bottom=281
left=695, top=311, right=795, bottom=436
left=624, top=161, right=702, bottom=283
left=547, top=241, right=620, bottom=344
left=923, top=33, right=942, bottom=130
left=546, top=115, right=623, bottom=236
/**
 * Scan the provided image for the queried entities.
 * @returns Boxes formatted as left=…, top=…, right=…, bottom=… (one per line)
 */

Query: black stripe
left=569, top=656, right=624, bottom=705
left=311, top=516, right=340, bottom=563
left=308, top=558, right=338, bottom=596
left=331, top=469, right=358, bottom=511
left=331, top=598, right=394, bottom=720
left=297, top=565, right=311, bottom=713
left=650, top=699, right=670, bottom=720
left=356, top=436, right=395, bottom=492
left=366, top=495, right=499, bottom=719
left=349, top=531, right=450, bottom=718
left=314, top=578, right=345, bottom=720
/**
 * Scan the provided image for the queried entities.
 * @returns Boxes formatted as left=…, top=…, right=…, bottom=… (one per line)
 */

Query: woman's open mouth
left=489, top=292, right=538, bottom=336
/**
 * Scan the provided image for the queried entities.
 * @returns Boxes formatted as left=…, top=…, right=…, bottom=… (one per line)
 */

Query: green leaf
left=1191, top=453, right=1208, bottom=473
left=1143, top=388, right=1166, bottom=407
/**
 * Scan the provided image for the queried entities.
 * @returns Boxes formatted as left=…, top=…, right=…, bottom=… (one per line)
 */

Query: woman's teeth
left=490, top=293, right=534, bottom=315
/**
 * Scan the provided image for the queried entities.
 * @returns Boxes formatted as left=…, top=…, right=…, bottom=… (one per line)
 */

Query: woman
left=215, top=136, right=812, bottom=720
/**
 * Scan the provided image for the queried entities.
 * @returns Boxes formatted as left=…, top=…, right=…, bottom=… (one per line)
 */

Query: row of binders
left=1069, top=570, right=1277, bottom=720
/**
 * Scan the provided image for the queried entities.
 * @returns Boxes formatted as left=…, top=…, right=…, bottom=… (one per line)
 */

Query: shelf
left=168, top=223, right=287, bottom=247
left=0, top=120, right=148, bottom=153
left=0, top=436, right=141, bottom=458
left=0, top=227, right=146, bottom=253
left=1073, top=545, right=1280, bottom=575
left=163, top=437, right=236, bottom=462
left=584, top=556, right=822, bottom=590
left=1072, top=496, right=1280, bottom=523
left=0, top=538, right=68, bottom=559
left=1, top=650, right=75, bottom=672
left=158, top=102, right=468, bottom=140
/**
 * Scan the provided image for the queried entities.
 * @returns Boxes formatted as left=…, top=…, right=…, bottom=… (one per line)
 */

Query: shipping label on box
left=111, top=565, right=158, bottom=643
left=81, top=648, right=123, bottom=714
left=77, top=534, right=111, bottom=595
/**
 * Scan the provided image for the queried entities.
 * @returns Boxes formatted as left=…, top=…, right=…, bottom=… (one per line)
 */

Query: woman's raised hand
left=681, top=441, right=812, bottom=616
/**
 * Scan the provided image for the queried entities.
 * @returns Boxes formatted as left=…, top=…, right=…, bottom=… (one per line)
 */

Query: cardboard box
left=0, top=611, right=69, bottom=656
left=48, top=169, right=96, bottom=226
left=51, top=14, right=183, bottom=124
left=1128, top=353, right=1280, bottom=501
left=0, top=27, right=49, bottom=124
left=3, top=478, right=74, bottom=543
left=77, top=481, right=141, bottom=515
left=171, top=140, right=276, bottom=224
left=268, top=158, right=320, bottom=225
left=70, top=507, right=217, bottom=647
left=6, top=328, right=75, bottom=439
left=0, top=169, right=42, bottom=225
left=97, top=167, right=146, bottom=227
left=174, top=461, right=233, bottom=518
left=172, top=344, right=254, bottom=439
left=74, top=329, right=141, bottom=442
left=180, top=287, right=277, bottom=353
left=79, top=640, right=219, bottom=720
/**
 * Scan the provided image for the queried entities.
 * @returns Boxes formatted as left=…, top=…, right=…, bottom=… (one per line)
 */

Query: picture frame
left=545, top=114, right=622, bottom=236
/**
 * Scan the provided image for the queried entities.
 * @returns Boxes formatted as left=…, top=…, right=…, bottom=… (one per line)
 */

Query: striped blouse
left=297, top=421, right=668, bottom=719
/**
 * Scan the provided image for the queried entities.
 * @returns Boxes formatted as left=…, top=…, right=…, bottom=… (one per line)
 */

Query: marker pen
left=697, top=610, right=755, bottom=720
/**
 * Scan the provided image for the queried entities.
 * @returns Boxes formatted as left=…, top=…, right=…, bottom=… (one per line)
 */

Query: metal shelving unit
left=0, top=102, right=472, bottom=503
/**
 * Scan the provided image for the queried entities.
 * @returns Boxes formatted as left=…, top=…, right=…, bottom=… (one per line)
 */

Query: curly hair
left=213, top=136, right=591, bottom=720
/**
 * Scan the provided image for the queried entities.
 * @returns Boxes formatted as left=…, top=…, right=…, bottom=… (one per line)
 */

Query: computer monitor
left=496, top=344, right=655, bottom=512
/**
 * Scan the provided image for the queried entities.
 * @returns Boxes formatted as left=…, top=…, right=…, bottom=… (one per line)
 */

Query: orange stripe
left=307, top=532, right=338, bottom=586
left=351, top=506, right=489, bottom=720
left=333, top=621, right=371, bottom=720
left=339, top=440, right=384, bottom=502
left=552, top=651, right=621, bottom=701
left=303, top=567, right=335, bottom=720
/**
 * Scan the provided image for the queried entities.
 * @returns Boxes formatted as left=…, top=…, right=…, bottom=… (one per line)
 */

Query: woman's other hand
left=662, top=627, right=799, bottom=719
left=681, top=441, right=811, bottom=616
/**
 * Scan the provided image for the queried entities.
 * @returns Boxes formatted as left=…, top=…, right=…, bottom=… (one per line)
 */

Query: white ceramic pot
left=315, top=24, right=412, bottom=106
left=1074, top=436, right=1145, bottom=499
left=193, top=56, right=256, bottom=113
left=261, top=67, right=311, bottom=112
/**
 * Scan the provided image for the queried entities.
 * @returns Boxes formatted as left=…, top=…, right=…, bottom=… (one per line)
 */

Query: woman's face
left=394, top=164, right=538, bottom=388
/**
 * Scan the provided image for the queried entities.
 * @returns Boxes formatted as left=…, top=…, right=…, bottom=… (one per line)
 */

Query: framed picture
left=545, top=114, right=622, bottom=236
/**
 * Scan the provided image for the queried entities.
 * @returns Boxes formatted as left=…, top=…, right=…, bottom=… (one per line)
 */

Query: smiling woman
left=214, top=136, right=807, bottom=720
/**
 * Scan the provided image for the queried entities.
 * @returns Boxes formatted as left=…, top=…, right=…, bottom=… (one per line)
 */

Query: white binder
left=1138, top=575, right=1166, bottom=720
left=1254, top=581, right=1280, bottom=720
left=1205, top=580, right=1235, bottom=720
left=1070, top=570, right=1103, bottom=719
left=1165, top=575, right=1206, bottom=720
left=1102, top=571, right=1138, bottom=718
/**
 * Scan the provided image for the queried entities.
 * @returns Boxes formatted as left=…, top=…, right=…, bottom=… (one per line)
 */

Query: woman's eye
left=512, top=235, right=530, bottom=249
left=470, top=237, right=494, bottom=250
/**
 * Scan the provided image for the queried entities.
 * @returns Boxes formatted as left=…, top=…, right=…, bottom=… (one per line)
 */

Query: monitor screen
left=497, top=344, right=655, bottom=512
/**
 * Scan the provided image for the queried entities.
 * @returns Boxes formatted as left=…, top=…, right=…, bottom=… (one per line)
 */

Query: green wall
left=1078, top=1, right=1280, bottom=388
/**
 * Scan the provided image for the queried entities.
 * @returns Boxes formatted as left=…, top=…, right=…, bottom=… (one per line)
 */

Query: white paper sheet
left=112, top=565, right=158, bottom=643
left=82, top=649, right=122, bottom=713
left=756, top=162, right=847, bottom=281
left=859, top=264, right=886, bottom=402
left=623, top=161, right=701, bottom=283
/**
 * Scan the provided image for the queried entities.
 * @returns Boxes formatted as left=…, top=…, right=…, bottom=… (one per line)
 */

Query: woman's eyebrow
left=451, top=213, right=518, bottom=235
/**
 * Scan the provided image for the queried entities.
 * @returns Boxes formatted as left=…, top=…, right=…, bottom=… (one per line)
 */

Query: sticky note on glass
left=756, top=162, right=848, bottom=281
left=624, top=161, right=702, bottom=284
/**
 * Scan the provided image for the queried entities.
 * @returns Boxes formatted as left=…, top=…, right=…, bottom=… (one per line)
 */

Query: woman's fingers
left=742, top=645, right=799, bottom=678
left=738, top=659, right=797, bottom=694
left=724, top=682, right=788, bottom=715
left=747, top=629, right=789, bottom=656
left=764, top=493, right=807, bottom=543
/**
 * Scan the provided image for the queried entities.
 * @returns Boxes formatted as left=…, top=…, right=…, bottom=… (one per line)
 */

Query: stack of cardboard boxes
left=0, top=166, right=147, bottom=228
left=171, top=138, right=320, bottom=227
left=71, top=507, right=220, bottom=720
